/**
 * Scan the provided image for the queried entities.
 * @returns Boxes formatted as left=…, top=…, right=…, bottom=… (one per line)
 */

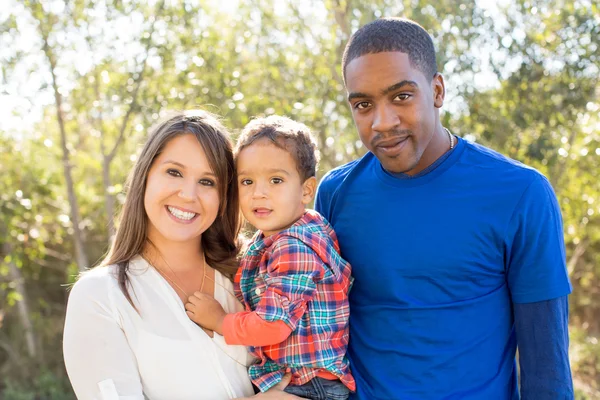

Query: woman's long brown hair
left=100, top=110, right=240, bottom=308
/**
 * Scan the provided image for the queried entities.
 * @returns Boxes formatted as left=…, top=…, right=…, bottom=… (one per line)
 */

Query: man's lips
left=375, top=136, right=409, bottom=156
left=375, top=136, right=409, bottom=148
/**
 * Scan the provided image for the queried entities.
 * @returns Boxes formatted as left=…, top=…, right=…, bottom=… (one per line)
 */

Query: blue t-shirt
left=315, top=136, right=572, bottom=399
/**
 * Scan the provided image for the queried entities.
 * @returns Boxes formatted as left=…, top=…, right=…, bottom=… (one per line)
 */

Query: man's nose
left=372, top=104, right=400, bottom=133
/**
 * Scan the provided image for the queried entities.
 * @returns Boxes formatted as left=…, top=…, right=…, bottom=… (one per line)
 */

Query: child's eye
left=199, top=179, right=215, bottom=187
left=167, top=169, right=182, bottom=177
left=240, top=179, right=253, bottom=186
left=270, top=177, right=283, bottom=184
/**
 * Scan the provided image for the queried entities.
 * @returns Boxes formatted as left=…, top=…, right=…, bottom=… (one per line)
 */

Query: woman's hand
left=236, top=374, right=304, bottom=399
left=185, top=291, right=227, bottom=334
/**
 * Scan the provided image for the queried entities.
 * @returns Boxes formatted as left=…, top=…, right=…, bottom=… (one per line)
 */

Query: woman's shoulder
left=70, top=256, right=148, bottom=299
left=69, top=265, right=120, bottom=301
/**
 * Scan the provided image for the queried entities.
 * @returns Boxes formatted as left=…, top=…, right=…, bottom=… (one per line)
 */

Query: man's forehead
left=345, top=51, right=424, bottom=92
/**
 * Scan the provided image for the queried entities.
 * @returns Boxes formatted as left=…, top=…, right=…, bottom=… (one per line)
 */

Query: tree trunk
left=2, top=242, right=37, bottom=359
left=566, top=238, right=588, bottom=275
left=98, top=0, right=165, bottom=241
left=42, top=39, right=89, bottom=272
left=27, top=0, right=90, bottom=271
left=103, top=155, right=116, bottom=240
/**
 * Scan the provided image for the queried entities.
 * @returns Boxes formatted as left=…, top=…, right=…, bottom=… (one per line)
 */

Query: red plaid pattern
left=235, top=210, right=355, bottom=392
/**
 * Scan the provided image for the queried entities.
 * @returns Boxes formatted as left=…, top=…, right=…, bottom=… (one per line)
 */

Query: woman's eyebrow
left=162, top=160, right=216, bottom=177
left=162, top=160, right=186, bottom=168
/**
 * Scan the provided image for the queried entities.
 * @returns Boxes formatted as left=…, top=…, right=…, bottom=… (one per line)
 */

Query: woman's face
left=144, top=133, right=220, bottom=247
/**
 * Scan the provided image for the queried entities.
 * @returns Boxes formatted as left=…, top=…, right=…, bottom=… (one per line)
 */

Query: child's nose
left=251, top=183, right=268, bottom=199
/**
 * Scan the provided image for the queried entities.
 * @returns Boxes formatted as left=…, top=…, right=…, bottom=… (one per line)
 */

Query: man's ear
left=302, top=176, right=317, bottom=205
left=433, top=73, right=445, bottom=109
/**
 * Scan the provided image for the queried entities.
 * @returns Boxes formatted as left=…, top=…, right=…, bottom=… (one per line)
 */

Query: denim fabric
left=284, top=377, right=350, bottom=400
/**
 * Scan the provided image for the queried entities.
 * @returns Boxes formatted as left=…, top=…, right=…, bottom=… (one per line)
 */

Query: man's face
left=345, top=51, right=445, bottom=175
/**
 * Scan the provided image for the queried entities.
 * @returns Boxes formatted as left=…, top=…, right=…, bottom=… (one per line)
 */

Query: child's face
left=236, top=139, right=315, bottom=237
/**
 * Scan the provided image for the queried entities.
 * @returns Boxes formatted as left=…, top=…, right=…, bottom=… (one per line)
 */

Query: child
left=186, top=115, right=355, bottom=399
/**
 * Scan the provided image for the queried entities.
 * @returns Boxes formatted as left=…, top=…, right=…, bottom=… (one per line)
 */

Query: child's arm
left=187, top=237, right=324, bottom=345
left=185, top=293, right=292, bottom=345
left=222, top=311, right=292, bottom=345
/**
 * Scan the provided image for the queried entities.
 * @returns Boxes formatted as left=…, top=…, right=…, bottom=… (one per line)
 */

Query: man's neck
left=404, top=125, right=450, bottom=176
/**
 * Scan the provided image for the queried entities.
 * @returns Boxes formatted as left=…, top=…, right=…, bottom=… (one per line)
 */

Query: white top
left=63, top=255, right=255, bottom=400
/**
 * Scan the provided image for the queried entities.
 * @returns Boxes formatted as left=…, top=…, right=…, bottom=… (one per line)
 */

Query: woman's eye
left=199, top=179, right=215, bottom=187
left=167, top=169, right=182, bottom=177
left=240, top=179, right=253, bottom=186
left=271, top=177, right=283, bottom=184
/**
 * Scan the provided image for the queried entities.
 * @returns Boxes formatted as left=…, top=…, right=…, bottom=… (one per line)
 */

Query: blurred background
left=0, top=0, right=598, bottom=398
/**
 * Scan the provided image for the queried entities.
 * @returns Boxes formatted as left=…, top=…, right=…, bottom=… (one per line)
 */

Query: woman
left=63, top=110, right=297, bottom=399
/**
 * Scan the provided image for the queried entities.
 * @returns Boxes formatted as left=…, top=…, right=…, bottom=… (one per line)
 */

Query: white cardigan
left=63, top=255, right=255, bottom=400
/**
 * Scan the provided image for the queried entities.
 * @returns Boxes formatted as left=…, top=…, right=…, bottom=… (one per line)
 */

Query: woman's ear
left=302, top=177, right=317, bottom=205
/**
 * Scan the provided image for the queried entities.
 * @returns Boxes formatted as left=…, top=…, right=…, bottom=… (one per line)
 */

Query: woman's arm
left=63, top=272, right=144, bottom=400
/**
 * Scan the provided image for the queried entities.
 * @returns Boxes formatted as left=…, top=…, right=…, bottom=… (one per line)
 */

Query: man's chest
left=330, top=191, right=509, bottom=304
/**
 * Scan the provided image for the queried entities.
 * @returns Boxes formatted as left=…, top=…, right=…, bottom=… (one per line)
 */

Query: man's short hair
left=342, top=17, right=438, bottom=82
left=235, top=115, right=319, bottom=182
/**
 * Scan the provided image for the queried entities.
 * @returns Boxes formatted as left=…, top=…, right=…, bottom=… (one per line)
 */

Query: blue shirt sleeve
left=315, top=174, right=334, bottom=221
left=514, top=296, right=574, bottom=399
left=505, top=174, right=572, bottom=303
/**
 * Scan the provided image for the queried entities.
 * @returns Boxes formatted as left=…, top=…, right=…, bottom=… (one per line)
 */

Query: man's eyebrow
left=347, top=91, right=370, bottom=102
left=347, top=80, right=419, bottom=102
left=381, top=80, right=419, bottom=96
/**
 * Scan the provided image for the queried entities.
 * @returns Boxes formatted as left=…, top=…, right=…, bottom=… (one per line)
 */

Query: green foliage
left=2, top=369, right=74, bottom=400
left=0, top=0, right=598, bottom=397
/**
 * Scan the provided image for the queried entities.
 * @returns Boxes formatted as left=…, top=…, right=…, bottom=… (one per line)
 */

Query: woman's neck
left=143, top=237, right=205, bottom=273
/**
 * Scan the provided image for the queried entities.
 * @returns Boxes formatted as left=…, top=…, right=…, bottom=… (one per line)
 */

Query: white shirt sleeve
left=63, top=269, right=145, bottom=400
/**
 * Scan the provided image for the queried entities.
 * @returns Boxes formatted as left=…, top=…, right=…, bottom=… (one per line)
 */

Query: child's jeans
left=284, top=377, right=350, bottom=400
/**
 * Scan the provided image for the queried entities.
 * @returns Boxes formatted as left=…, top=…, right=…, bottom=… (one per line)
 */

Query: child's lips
left=253, top=207, right=272, bottom=218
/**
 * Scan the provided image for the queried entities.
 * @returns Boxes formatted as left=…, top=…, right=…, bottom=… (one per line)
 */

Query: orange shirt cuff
left=222, top=311, right=293, bottom=346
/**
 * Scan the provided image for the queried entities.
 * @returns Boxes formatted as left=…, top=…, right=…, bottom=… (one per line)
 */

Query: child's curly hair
left=235, top=115, right=319, bottom=181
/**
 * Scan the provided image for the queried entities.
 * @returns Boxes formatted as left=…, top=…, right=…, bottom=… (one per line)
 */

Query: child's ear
left=301, top=176, right=317, bottom=205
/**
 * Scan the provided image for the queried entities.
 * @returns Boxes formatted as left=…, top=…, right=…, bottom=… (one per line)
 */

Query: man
left=315, top=18, right=573, bottom=399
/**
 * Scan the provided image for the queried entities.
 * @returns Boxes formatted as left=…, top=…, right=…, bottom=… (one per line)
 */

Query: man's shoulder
left=464, top=140, right=533, bottom=171
left=320, top=159, right=361, bottom=186
left=462, top=139, right=547, bottom=185
left=318, top=154, right=376, bottom=194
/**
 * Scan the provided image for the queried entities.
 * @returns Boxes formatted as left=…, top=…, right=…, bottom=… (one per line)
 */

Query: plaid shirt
left=235, top=210, right=355, bottom=392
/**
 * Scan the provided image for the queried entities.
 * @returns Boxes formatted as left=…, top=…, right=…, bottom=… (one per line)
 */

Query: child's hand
left=234, top=374, right=302, bottom=399
left=185, top=292, right=227, bottom=334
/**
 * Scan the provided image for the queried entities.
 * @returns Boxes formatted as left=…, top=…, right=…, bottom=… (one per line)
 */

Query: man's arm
left=514, top=296, right=574, bottom=399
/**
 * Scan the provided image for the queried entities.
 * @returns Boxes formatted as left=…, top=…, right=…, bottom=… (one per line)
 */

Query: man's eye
left=271, top=178, right=283, bottom=184
left=199, top=179, right=215, bottom=186
left=394, top=94, right=411, bottom=101
left=240, top=179, right=253, bottom=186
left=167, top=169, right=182, bottom=177
left=354, top=102, right=370, bottom=110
